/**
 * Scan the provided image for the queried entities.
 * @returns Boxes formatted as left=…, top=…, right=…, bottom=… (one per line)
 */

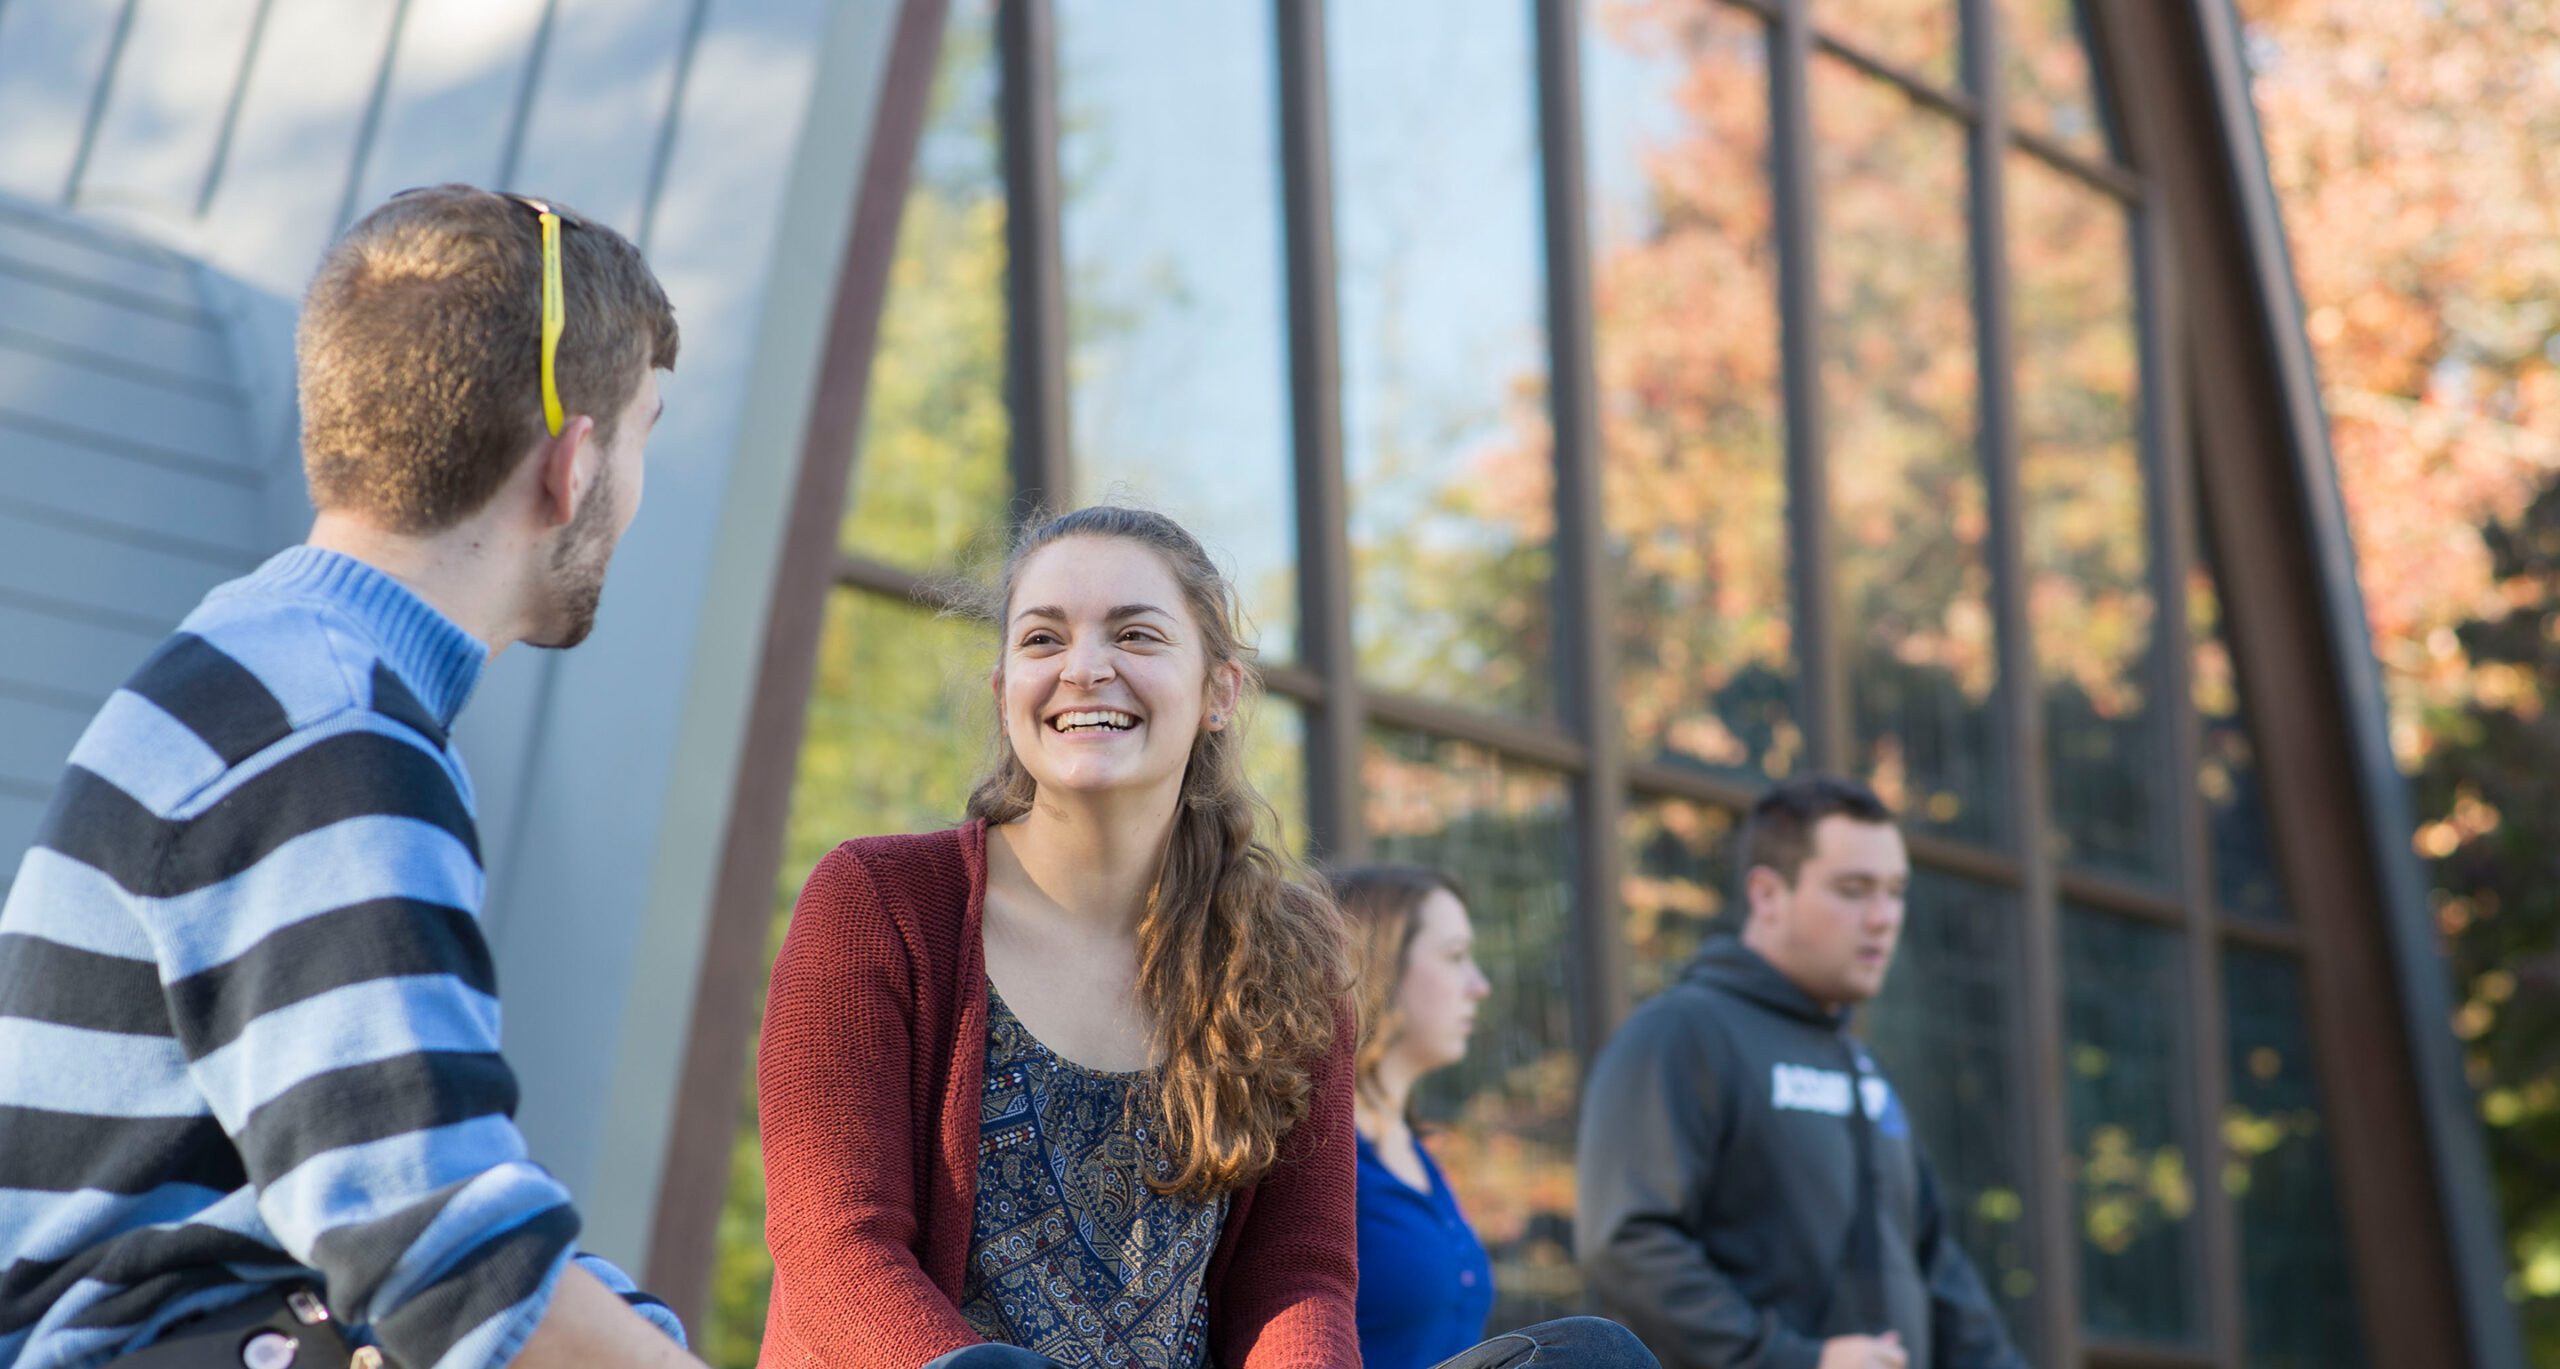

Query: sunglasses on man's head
left=386, top=186, right=584, bottom=437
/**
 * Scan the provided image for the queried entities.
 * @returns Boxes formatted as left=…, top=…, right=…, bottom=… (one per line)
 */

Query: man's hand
left=1817, top=1331, right=1907, bottom=1369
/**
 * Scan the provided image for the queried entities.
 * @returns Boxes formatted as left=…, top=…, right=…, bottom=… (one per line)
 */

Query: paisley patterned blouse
left=959, top=987, right=1227, bottom=1369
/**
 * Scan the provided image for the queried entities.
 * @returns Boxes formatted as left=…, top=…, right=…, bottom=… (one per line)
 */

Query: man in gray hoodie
left=1575, top=776, right=2025, bottom=1369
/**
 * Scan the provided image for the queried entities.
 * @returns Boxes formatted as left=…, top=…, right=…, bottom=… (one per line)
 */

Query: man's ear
left=534, top=414, right=599, bottom=531
left=1743, top=864, right=1789, bottom=924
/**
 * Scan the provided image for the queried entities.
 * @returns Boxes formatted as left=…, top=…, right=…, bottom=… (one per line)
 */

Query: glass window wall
left=1814, top=59, right=2003, bottom=846
left=1585, top=2, right=1798, bottom=783
left=1330, top=0, right=1558, bottom=720
left=838, top=0, right=1010, bottom=576
left=709, top=3, right=2381, bottom=1364
left=1059, top=0, right=1300, bottom=658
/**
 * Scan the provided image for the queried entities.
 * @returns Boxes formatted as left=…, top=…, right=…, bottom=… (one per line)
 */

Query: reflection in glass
left=1363, top=729, right=1578, bottom=1330
left=2001, top=0, right=2109, bottom=158
left=839, top=0, right=1012, bottom=574
left=2062, top=906, right=2197, bottom=1345
left=2192, top=545, right=2287, bottom=921
left=2011, top=152, right=2162, bottom=886
left=707, top=591, right=996, bottom=1368
left=1059, top=0, right=1298, bottom=659
left=1584, top=2, right=1797, bottom=780
left=1816, top=0, right=1957, bottom=87
left=1815, top=62, right=2002, bottom=844
left=1619, top=796, right=1738, bottom=1001
left=1865, top=875, right=2040, bottom=1355
left=1331, top=0, right=1557, bottom=718
left=2222, top=947, right=2367, bottom=1369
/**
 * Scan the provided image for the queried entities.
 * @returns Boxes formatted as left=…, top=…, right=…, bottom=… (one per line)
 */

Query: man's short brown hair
left=298, top=184, right=679, bottom=533
left=1739, top=773, right=1896, bottom=888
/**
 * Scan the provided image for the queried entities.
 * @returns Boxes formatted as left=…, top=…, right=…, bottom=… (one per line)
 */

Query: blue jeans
left=919, top=1317, right=1659, bottom=1369
left=921, top=1348, right=1062, bottom=1369
left=1428, top=1317, right=1660, bottom=1369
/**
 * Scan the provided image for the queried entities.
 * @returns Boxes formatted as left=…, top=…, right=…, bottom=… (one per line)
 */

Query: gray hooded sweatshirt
left=1575, top=936, right=2026, bottom=1369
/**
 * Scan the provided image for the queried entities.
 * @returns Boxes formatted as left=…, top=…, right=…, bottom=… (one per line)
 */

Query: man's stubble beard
left=527, top=462, right=619, bottom=651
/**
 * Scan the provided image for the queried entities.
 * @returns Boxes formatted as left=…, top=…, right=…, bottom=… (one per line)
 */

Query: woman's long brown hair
left=965, top=506, right=1348, bottom=1199
left=1327, top=864, right=1464, bottom=1117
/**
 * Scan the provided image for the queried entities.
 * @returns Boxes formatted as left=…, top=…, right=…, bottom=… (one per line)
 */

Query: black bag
left=101, top=1287, right=382, bottom=1369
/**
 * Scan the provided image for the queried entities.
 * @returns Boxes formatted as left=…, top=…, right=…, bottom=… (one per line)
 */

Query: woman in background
left=1336, top=865, right=1559, bottom=1369
left=1331, top=870, right=1648, bottom=1369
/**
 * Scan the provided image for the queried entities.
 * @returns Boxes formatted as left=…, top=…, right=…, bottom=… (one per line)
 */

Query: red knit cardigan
left=754, top=820, right=1361, bottom=1369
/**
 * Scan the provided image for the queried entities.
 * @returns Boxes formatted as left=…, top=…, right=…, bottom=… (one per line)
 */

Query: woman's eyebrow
left=1010, top=603, right=1173, bottom=624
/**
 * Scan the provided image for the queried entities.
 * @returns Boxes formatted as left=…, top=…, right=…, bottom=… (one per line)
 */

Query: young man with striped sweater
left=0, top=185, right=706, bottom=1369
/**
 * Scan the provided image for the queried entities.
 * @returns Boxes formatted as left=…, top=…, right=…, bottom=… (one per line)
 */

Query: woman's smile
left=1045, top=707, right=1144, bottom=735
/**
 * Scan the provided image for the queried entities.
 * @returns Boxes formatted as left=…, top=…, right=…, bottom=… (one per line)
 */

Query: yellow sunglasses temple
left=538, top=208, right=565, bottom=436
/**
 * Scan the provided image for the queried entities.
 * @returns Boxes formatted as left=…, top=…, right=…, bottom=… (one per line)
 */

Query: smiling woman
left=750, top=505, right=1358, bottom=1369
left=749, top=506, right=1658, bottom=1369
left=988, top=533, right=1240, bottom=808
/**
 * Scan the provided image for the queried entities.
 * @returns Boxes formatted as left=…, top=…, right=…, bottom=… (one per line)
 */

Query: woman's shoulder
left=793, top=821, right=984, bottom=946
left=812, top=820, right=983, bottom=885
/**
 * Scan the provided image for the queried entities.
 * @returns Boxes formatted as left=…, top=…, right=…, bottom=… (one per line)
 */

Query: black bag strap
left=100, top=1286, right=375, bottom=1369
left=1805, top=1042, right=1887, bottom=1336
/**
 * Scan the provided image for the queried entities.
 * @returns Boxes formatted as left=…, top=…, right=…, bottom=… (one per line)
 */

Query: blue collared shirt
left=1355, top=1131, right=1496, bottom=1369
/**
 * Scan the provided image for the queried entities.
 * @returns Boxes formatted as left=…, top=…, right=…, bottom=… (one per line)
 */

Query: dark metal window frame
left=730, top=2, right=2357, bottom=1364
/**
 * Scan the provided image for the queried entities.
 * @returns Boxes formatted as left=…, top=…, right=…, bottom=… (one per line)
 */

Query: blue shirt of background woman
left=1354, top=1128, right=1495, bottom=1368
left=1332, top=866, right=1499, bottom=1369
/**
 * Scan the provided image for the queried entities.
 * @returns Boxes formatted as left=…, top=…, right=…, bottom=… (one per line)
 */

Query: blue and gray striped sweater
left=0, top=546, right=685, bottom=1368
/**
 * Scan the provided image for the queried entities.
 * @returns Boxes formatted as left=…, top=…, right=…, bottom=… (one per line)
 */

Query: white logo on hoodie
left=1770, top=1063, right=1895, bottom=1120
left=1772, top=1062, right=1853, bottom=1115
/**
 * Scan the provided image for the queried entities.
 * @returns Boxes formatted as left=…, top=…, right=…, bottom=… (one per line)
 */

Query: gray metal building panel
left=502, top=0, right=708, bottom=238
left=65, top=0, right=270, bottom=215
left=0, top=0, right=917, bottom=1269
left=347, top=2, right=561, bottom=214
left=0, top=691, right=86, bottom=794
left=0, top=796, right=43, bottom=889
left=0, top=386, right=268, bottom=543
left=1, top=0, right=730, bottom=294
left=0, top=202, right=204, bottom=296
left=0, top=511, right=255, bottom=623
left=0, top=196, right=270, bottom=878
left=193, top=0, right=407, bottom=288
left=0, top=1, right=128, bottom=200
left=0, top=597, right=165, bottom=701
left=0, top=350, right=251, bottom=475
left=0, top=274, right=233, bottom=387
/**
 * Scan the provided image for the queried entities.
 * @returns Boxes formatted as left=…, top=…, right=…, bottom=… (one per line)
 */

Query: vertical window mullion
left=2141, top=175, right=2246, bottom=1363
left=999, top=0, right=1071, bottom=512
left=1962, top=0, right=2078, bottom=1361
left=1532, top=0, right=1631, bottom=1056
left=1771, top=0, right=1843, bottom=772
left=1273, top=0, right=1362, bottom=862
